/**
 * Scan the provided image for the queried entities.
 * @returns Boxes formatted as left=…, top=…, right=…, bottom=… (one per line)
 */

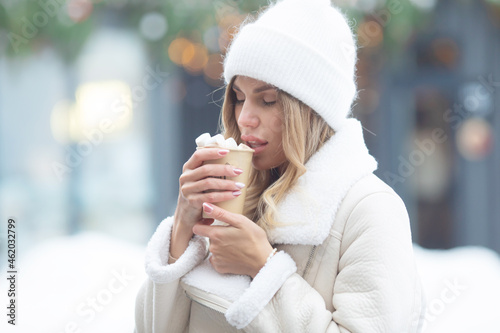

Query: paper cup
left=199, top=147, right=254, bottom=219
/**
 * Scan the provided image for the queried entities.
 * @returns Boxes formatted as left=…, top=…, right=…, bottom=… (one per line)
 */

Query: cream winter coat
left=135, top=119, right=425, bottom=332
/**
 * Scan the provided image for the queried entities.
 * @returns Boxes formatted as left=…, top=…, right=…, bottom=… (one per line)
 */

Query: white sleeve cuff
left=144, top=216, right=208, bottom=284
left=225, top=250, right=297, bottom=329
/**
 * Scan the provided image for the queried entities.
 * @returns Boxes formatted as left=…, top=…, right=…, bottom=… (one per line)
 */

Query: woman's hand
left=170, top=148, right=246, bottom=261
left=192, top=203, right=274, bottom=278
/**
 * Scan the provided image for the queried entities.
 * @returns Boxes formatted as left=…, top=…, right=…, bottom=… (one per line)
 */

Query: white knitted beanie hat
left=223, top=0, right=357, bottom=131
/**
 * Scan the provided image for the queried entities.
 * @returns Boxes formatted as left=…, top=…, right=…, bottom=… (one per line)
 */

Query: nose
left=236, top=102, right=259, bottom=128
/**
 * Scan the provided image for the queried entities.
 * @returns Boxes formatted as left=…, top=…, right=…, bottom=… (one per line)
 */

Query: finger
left=185, top=190, right=241, bottom=208
left=179, top=164, right=244, bottom=191
left=183, top=148, right=230, bottom=171
left=190, top=163, right=244, bottom=180
left=183, top=177, right=245, bottom=194
left=202, top=203, right=243, bottom=228
left=192, top=223, right=215, bottom=238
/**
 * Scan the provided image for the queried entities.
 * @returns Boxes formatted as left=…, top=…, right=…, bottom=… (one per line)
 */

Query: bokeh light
left=139, top=12, right=168, bottom=41
left=358, top=20, right=384, bottom=47
left=460, top=81, right=494, bottom=116
left=456, top=118, right=494, bottom=161
left=168, top=38, right=195, bottom=66
left=50, top=81, right=133, bottom=143
left=183, top=43, right=209, bottom=74
left=203, top=26, right=221, bottom=53
left=75, top=81, right=133, bottom=135
left=431, top=38, right=459, bottom=69
left=168, top=38, right=209, bottom=74
left=182, top=43, right=208, bottom=74
left=409, top=0, right=438, bottom=11
left=67, top=0, right=93, bottom=23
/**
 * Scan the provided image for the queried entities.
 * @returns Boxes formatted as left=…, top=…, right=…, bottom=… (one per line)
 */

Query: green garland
left=0, top=0, right=497, bottom=63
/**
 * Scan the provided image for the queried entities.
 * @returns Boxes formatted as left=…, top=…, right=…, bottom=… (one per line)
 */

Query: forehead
left=233, top=76, right=276, bottom=92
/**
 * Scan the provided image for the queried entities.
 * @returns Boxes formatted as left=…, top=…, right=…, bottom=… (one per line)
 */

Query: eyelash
left=234, top=99, right=276, bottom=107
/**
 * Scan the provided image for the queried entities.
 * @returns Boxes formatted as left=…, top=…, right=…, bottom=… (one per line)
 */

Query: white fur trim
left=269, top=118, right=377, bottom=245
left=145, top=216, right=208, bottom=284
left=225, top=251, right=297, bottom=329
left=182, top=256, right=251, bottom=302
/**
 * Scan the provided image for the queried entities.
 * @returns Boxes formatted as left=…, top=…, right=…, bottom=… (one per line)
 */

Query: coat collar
left=267, top=118, right=378, bottom=245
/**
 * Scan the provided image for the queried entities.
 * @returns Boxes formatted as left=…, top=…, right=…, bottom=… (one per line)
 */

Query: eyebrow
left=233, top=83, right=276, bottom=94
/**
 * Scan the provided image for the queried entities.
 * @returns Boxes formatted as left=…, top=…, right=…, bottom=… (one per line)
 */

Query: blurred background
left=0, top=0, right=499, bottom=332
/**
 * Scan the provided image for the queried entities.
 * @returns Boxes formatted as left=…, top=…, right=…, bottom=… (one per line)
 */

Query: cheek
left=234, top=108, right=241, bottom=126
left=269, top=114, right=283, bottom=136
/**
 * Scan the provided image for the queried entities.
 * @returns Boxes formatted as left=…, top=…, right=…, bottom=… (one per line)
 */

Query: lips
left=241, top=135, right=268, bottom=155
left=241, top=135, right=268, bottom=148
left=247, top=141, right=267, bottom=149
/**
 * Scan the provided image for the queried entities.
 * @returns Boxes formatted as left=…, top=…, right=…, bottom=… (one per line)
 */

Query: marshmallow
left=205, top=136, right=217, bottom=146
left=225, top=138, right=238, bottom=149
left=195, top=133, right=253, bottom=151
left=195, top=133, right=211, bottom=147
left=213, top=134, right=225, bottom=147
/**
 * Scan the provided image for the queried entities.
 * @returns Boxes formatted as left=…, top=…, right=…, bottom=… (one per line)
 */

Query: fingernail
left=233, top=168, right=243, bottom=175
left=218, top=149, right=229, bottom=156
left=232, top=190, right=242, bottom=196
left=235, top=182, right=245, bottom=189
left=203, top=202, right=214, bottom=214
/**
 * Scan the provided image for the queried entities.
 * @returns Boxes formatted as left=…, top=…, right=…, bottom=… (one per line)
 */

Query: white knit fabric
left=223, top=0, right=358, bottom=131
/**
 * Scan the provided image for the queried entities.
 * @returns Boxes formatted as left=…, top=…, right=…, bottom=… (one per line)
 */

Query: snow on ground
left=1, top=233, right=500, bottom=333
left=414, top=245, right=500, bottom=332
left=0, top=232, right=147, bottom=333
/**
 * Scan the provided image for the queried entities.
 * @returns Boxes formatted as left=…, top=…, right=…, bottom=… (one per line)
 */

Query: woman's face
left=232, top=76, right=286, bottom=171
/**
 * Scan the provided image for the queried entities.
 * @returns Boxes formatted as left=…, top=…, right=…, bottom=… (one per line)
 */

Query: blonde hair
left=220, top=77, right=334, bottom=231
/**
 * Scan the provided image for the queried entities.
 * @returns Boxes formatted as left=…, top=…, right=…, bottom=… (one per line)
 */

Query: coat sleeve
left=228, top=192, right=424, bottom=332
left=134, top=216, right=209, bottom=333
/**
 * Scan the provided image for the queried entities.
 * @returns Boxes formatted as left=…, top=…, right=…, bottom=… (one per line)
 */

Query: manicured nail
left=235, top=182, right=245, bottom=189
left=232, top=190, right=242, bottom=196
left=233, top=168, right=243, bottom=175
left=203, top=202, right=214, bottom=214
left=218, top=149, right=230, bottom=156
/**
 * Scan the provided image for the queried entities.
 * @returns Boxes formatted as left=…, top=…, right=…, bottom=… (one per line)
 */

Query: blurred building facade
left=0, top=0, right=499, bottom=253
left=357, top=0, right=500, bottom=252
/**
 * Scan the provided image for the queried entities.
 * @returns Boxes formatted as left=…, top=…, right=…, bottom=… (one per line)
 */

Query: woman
left=135, top=0, right=425, bottom=331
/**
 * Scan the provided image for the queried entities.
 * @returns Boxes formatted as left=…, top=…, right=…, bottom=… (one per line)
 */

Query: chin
left=251, top=158, right=273, bottom=171
left=251, top=162, right=268, bottom=171
left=251, top=156, right=284, bottom=171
